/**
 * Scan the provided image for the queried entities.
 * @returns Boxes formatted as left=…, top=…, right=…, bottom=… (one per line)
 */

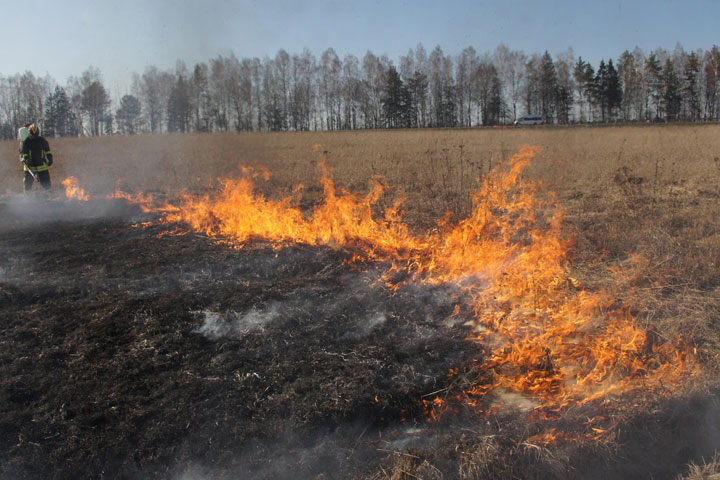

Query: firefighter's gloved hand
left=46, top=157, right=53, bottom=166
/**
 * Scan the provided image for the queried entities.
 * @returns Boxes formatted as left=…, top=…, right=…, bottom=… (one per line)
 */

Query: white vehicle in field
left=514, top=114, right=544, bottom=125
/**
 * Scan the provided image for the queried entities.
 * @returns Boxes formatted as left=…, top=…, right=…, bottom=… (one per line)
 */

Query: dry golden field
left=2, top=124, right=720, bottom=478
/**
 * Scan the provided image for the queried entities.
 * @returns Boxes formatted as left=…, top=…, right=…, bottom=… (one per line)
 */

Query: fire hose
left=20, top=157, right=39, bottom=181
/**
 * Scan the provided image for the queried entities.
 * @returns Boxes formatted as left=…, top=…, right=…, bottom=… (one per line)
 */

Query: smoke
left=0, top=194, right=145, bottom=233
left=190, top=267, right=460, bottom=345
left=193, top=303, right=282, bottom=340
left=194, top=304, right=391, bottom=342
left=364, top=311, right=387, bottom=331
left=172, top=422, right=440, bottom=480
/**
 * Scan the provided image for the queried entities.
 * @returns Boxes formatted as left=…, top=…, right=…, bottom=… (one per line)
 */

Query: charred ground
left=0, top=196, right=483, bottom=479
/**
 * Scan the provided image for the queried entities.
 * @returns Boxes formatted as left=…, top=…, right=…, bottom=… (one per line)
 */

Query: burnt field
left=0, top=196, right=487, bottom=478
left=1, top=126, right=720, bottom=479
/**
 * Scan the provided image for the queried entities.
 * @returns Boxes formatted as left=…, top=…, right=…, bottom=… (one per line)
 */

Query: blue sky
left=3, top=0, right=718, bottom=95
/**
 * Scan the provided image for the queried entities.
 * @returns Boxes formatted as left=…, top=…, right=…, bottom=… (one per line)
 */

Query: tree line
left=2, top=42, right=720, bottom=139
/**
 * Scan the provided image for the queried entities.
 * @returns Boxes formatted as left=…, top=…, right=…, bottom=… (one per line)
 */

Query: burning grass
left=156, top=144, right=699, bottom=440
left=2, top=125, right=720, bottom=478
left=58, top=145, right=702, bottom=439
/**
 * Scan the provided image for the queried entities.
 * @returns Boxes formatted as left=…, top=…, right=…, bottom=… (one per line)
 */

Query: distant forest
left=2, top=42, right=720, bottom=139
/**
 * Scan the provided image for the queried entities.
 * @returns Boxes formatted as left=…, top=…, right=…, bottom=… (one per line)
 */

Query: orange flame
left=164, top=161, right=421, bottom=257
left=61, top=176, right=90, bottom=201
left=110, top=188, right=178, bottom=213
left=59, top=177, right=178, bottom=213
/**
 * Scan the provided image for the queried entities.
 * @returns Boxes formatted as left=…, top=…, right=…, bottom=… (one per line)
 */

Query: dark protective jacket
left=21, top=135, right=53, bottom=172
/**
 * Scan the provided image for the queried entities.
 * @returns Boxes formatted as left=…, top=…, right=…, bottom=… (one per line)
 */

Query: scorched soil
left=0, top=197, right=480, bottom=479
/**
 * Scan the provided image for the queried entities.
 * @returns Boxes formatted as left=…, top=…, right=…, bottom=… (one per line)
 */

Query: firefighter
left=20, top=123, right=53, bottom=192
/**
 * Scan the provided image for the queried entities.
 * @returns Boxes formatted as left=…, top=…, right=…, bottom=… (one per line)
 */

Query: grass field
left=2, top=124, right=719, bottom=478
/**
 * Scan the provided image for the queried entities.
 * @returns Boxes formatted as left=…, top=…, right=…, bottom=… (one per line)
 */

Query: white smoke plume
left=0, top=194, right=145, bottom=233
left=193, top=303, right=282, bottom=340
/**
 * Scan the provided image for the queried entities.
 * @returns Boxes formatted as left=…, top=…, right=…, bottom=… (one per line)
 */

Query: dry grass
left=678, top=453, right=720, bottom=479
left=3, top=124, right=719, bottom=198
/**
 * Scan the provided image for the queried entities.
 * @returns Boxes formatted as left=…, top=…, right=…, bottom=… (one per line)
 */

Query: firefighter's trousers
left=23, top=170, right=51, bottom=192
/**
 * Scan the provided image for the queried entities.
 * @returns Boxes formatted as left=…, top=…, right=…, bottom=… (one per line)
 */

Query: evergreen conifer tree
left=683, top=52, right=701, bottom=120
left=662, top=58, right=682, bottom=121
left=382, top=66, right=411, bottom=128
left=606, top=59, right=623, bottom=120
left=44, top=86, right=73, bottom=137
left=167, top=75, right=191, bottom=132
left=116, top=95, right=142, bottom=134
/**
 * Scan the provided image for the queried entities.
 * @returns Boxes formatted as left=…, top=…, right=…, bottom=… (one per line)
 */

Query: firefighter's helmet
left=28, top=124, right=39, bottom=136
